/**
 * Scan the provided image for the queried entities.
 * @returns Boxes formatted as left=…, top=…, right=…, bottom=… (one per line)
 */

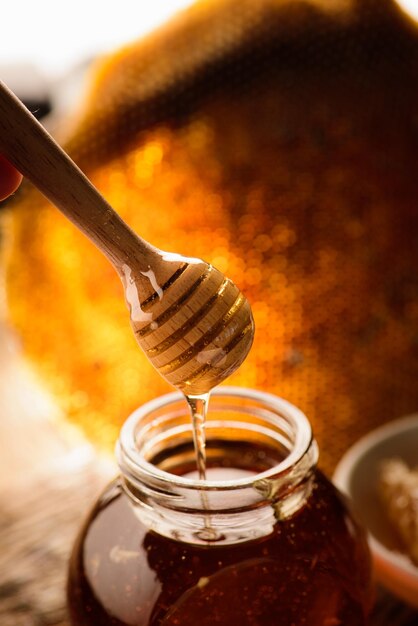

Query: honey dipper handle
left=0, top=80, right=155, bottom=270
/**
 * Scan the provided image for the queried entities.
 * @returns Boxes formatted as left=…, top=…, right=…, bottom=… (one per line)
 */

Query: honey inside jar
left=67, top=388, right=373, bottom=625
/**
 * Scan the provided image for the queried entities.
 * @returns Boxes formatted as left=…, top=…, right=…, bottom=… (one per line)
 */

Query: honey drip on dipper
left=0, top=80, right=254, bottom=479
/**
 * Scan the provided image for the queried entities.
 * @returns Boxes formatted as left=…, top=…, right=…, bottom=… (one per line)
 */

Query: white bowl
left=333, top=414, right=418, bottom=608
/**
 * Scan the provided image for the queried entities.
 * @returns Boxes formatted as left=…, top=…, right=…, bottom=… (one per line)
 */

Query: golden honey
left=67, top=389, right=373, bottom=625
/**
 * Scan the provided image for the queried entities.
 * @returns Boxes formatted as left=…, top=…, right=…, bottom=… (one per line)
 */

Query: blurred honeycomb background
left=4, top=0, right=418, bottom=472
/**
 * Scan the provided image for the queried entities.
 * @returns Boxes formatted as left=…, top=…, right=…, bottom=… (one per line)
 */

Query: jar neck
left=116, top=387, right=318, bottom=545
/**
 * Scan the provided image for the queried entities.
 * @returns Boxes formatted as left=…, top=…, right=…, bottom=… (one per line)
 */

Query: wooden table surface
left=0, top=322, right=417, bottom=625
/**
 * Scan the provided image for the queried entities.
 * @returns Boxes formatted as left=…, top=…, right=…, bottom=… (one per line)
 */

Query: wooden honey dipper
left=0, top=81, right=254, bottom=396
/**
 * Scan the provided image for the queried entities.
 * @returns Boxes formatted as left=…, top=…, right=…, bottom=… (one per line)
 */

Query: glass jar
left=67, top=387, right=373, bottom=625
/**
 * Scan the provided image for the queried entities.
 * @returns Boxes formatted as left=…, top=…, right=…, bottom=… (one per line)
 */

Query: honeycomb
left=5, top=0, right=418, bottom=472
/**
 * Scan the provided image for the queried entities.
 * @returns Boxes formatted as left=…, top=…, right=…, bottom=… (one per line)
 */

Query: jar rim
left=117, top=386, right=316, bottom=491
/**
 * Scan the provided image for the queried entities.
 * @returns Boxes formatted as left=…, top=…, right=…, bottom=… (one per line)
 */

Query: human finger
left=0, top=155, right=23, bottom=201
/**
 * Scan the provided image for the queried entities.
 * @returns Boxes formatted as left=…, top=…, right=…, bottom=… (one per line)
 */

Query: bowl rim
left=333, top=413, right=418, bottom=492
left=333, top=413, right=418, bottom=583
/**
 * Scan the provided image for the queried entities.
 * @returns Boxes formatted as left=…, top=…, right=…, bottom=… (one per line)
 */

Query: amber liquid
left=185, top=393, right=209, bottom=480
left=67, top=442, right=373, bottom=626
